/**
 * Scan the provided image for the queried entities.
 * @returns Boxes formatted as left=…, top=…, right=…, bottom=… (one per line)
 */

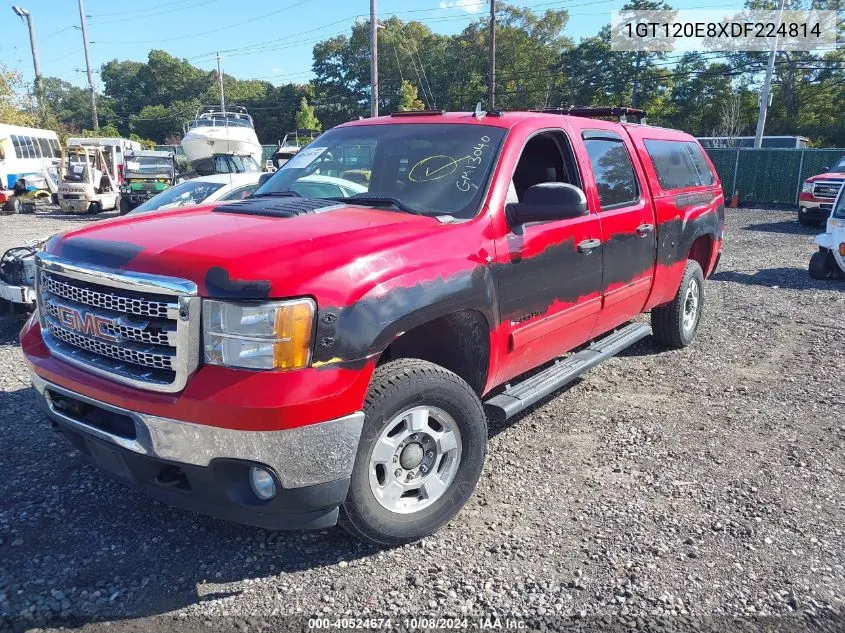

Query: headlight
left=203, top=298, right=315, bottom=370
left=802, top=182, right=814, bottom=193
left=120, top=185, right=131, bottom=194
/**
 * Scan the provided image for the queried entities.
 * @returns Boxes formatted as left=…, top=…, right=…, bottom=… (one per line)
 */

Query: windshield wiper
left=249, top=190, right=302, bottom=198
left=328, top=196, right=421, bottom=215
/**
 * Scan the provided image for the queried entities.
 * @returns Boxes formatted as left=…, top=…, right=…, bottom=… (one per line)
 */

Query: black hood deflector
left=213, top=197, right=340, bottom=218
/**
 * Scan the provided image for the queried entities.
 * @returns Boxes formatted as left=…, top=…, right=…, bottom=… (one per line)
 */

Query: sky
left=0, top=0, right=744, bottom=92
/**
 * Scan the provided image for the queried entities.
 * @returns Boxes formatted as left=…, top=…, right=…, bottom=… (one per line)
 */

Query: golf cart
left=119, top=149, right=176, bottom=214
left=56, top=144, right=120, bottom=214
left=809, top=185, right=845, bottom=280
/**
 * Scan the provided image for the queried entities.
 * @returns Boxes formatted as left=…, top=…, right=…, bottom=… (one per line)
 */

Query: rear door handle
left=576, top=238, right=602, bottom=254
left=637, top=223, right=654, bottom=236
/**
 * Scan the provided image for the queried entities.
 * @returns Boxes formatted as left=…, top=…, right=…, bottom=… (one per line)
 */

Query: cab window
left=582, top=132, right=640, bottom=209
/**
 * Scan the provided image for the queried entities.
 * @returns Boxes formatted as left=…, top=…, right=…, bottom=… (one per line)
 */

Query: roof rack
left=390, top=110, right=445, bottom=117
left=537, top=106, right=646, bottom=124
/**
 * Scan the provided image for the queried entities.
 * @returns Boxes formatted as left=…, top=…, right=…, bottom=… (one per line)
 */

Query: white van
left=0, top=124, right=61, bottom=212
left=65, top=137, right=142, bottom=183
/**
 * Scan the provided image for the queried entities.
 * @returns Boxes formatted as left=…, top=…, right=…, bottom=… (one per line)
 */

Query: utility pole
left=488, top=0, right=496, bottom=109
left=216, top=52, right=226, bottom=113
left=753, top=0, right=786, bottom=148
left=370, top=0, right=378, bottom=117
left=77, top=0, right=98, bottom=130
left=11, top=7, right=43, bottom=118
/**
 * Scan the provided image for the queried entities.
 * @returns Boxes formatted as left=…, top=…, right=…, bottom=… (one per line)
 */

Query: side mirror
left=258, top=172, right=273, bottom=187
left=506, top=182, right=588, bottom=226
left=821, top=166, right=830, bottom=172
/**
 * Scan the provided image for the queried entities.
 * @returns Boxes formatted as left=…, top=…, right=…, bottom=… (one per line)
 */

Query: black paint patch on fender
left=205, top=266, right=271, bottom=299
left=313, top=265, right=496, bottom=364
left=56, top=238, right=144, bottom=269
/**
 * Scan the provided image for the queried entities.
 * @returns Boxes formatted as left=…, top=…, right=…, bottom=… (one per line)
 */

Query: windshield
left=832, top=156, right=845, bottom=172
left=191, top=115, right=252, bottom=129
left=125, top=156, right=173, bottom=174
left=253, top=123, right=507, bottom=218
left=132, top=180, right=225, bottom=213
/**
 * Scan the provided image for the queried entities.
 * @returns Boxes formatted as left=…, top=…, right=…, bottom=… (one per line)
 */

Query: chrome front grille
left=36, top=253, right=200, bottom=393
left=41, top=273, right=173, bottom=318
left=45, top=320, right=175, bottom=370
left=813, top=181, right=843, bottom=200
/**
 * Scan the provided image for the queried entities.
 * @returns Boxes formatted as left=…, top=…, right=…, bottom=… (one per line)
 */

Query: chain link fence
left=705, top=148, right=845, bottom=207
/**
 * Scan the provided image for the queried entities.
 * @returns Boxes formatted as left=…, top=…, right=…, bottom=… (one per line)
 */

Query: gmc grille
left=812, top=181, right=843, bottom=200
left=36, top=254, right=200, bottom=393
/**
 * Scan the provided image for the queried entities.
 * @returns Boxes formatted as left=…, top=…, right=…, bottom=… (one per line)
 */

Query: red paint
left=22, top=111, right=724, bottom=432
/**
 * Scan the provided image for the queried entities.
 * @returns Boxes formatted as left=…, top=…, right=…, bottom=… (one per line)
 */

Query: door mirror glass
left=258, top=172, right=273, bottom=187
left=506, top=182, right=588, bottom=226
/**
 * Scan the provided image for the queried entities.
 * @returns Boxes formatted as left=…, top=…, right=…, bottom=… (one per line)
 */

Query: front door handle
left=576, top=238, right=602, bottom=254
left=637, top=223, right=654, bottom=236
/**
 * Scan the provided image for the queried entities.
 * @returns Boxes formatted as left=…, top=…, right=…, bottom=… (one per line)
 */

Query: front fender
left=311, top=263, right=497, bottom=368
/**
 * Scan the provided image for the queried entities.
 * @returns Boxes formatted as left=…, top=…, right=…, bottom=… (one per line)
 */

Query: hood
left=805, top=172, right=845, bottom=182
left=44, top=202, right=458, bottom=300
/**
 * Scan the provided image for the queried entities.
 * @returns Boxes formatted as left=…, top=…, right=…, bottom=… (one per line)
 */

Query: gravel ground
left=1, top=206, right=844, bottom=632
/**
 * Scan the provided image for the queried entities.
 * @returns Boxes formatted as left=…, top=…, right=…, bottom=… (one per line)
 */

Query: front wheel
left=651, top=260, right=705, bottom=349
left=808, top=250, right=836, bottom=280
left=340, top=359, right=487, bottom=545
left=798, top=213, right=817, bottom=227
left=3, top=197, right=21, bottom=215
left=86, top=200, right=103, bottom=215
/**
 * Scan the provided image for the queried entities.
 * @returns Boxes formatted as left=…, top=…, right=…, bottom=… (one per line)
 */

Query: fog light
left=249, top=466, right=277, bottom=500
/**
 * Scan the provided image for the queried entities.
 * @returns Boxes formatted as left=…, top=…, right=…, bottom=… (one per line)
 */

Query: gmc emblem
left=56, top=305, right=118, bottom=343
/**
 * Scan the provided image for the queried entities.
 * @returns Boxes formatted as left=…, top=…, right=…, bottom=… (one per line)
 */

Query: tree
left=295, top=97, right=321, bottom=131
left=0, top=67, right=36, bottom=126
left=398, top=81, right=425, bottom=111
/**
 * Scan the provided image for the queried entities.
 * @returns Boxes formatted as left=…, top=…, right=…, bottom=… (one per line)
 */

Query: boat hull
left=181, top=126, right=263, bottom=168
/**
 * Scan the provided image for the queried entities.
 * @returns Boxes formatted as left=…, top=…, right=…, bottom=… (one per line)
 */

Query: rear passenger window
left=583, top=134, right=640, bottom=209
left=644, top=139, right=715, bottom=189
left=685, top=142, right=716, bottom=186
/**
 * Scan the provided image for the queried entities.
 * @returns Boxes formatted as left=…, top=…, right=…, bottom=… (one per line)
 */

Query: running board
left=485, top=322, right=652, bottom=420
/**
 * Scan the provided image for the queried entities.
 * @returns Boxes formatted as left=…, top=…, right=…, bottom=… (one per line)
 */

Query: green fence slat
left=703, top=147, right=845, bottom=207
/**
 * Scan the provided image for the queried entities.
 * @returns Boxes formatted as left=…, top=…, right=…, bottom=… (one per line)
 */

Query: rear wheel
left=652, top=260, right=705, bottom=349
left=808, top=250, right=836, bottom=280
left=340, top=359, right=487, bottom=545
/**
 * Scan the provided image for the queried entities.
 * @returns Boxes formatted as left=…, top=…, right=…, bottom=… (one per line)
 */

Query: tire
left=86, top=200, right=103, bottom=215
left=3, top=197, right=21, bottom=215
left=808, top=250, right=835, bottom=280
left=118, top=197, right=132, bottom=215
left=798, top=213, right=816, bottom=227
left=340, top=358, right=487, bottom=545
left=51, top=193, right=59, bottom=205
left=651, top=260, right=705, bottom=349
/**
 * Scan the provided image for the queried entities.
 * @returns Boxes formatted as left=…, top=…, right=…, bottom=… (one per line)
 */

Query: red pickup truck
left=798, top=155, right=845, bottom=226
left=21, top=108, right=724, bottom=545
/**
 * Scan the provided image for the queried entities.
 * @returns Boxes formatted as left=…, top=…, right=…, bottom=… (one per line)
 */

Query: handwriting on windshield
left=408, top=155, right=471, bottom=182
left=456, top=135, right=491, bottom=192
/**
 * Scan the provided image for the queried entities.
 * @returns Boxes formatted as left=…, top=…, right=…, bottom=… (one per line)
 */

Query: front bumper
left=30, top=372, right=364, bottom=530
left=0, top=280, right=35, bottom=305
left=799, top=200, right=833, bottom=221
